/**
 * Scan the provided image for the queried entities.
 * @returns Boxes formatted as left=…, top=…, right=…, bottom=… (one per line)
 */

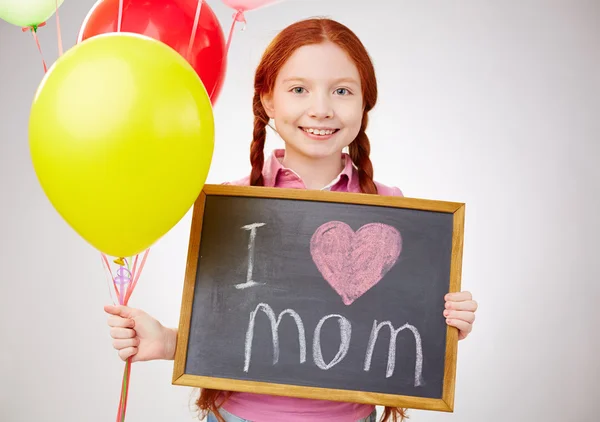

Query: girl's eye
left=335, top=88, right=350, bottom=95
left=291, top=87, right=306, bottom=94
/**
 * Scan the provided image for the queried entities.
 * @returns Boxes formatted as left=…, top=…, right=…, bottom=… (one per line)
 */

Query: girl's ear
left=260, top=93, right=276, bottom=119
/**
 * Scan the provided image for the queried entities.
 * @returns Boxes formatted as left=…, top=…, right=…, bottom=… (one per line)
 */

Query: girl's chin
left=285, top=144, right=347, bottom=161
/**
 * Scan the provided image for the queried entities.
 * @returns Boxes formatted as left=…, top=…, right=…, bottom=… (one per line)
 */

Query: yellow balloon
left=29, top=33, right=215, bottom=258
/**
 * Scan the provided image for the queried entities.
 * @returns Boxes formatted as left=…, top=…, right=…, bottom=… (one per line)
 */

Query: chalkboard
left=173, top=185, right=465, bottom=412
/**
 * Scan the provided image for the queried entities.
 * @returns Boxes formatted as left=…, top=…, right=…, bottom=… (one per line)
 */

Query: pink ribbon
left=117, top=0, right=124, bottom=32
left=21, top=0, right=63, bottom=73
left=100, top=248, right=150, bottom=422
left=56, top=0, right=63, bottom=56
left=226, top=10, right=246, bottom=55
left=187, top=0, right=204, bottom=61
left=21, top=23, right=48, bottom=72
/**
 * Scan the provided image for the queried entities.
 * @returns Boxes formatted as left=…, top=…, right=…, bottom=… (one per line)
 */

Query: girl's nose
left=308, top=94, right=334, bottom=119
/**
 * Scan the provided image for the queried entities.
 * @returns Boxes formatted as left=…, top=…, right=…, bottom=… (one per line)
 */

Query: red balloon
left=78, top=0, right=227, bottom=104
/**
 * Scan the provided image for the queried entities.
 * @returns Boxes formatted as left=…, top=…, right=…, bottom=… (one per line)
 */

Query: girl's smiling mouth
left=299, top=127, right=340, bottom=140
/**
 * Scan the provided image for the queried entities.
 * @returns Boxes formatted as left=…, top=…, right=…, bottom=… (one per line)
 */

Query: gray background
left=1, top=0, right=598, bottom=421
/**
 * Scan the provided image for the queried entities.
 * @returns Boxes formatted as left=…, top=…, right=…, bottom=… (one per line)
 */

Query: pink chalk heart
left=310, top=221, right=402, bottom=306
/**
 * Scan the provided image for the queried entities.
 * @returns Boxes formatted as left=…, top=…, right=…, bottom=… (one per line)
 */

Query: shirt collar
left=263, top=149, right=357, bottom=190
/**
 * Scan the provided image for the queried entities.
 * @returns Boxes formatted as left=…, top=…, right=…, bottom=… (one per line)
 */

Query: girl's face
left=262, top=41, right=364, bottom=161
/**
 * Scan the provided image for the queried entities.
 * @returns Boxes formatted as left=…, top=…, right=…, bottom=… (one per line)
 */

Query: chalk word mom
left=244, top=303, right=424, bottom=387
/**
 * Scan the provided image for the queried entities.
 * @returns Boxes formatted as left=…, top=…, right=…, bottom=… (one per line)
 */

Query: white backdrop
left=1, top=1, right=598, bottom=421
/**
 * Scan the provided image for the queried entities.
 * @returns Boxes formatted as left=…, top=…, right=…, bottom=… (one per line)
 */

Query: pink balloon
left=221, top=0, right=283, bottom=12
left=220, top=0, right=288, bottom=53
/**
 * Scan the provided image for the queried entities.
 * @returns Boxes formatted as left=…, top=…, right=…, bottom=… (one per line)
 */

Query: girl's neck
left=281, top=148, right=344, bottom=190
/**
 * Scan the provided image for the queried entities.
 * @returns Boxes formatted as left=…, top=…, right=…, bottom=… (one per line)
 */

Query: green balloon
left=0, top=0, right=65, bottom=28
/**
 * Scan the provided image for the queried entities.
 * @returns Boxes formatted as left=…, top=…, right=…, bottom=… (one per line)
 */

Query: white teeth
left=303, top=128, right=336, bottom=135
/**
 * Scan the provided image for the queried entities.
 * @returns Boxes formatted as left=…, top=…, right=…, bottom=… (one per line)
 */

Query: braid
left=349, top=114, right=378, bottom=194
left=250, top=92, right=269, bottom=186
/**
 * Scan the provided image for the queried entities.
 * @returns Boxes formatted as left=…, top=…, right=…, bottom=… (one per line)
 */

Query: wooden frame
left=173, top=184, right=465, bottom=412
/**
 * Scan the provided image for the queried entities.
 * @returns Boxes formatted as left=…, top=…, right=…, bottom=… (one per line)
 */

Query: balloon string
left=187, top=0, right=204, bottom=62
left=55, top=0, right=63, bottom=56
left=124, top=249, right=149, bottom=304
left=100, top=249, right=150, bottom=422
left=101, top=254, right=119, bottom=305
left=208, top=76, right=218, bottom=101
left=114, top=265, right=131, bottom=304
left=116, top=358, right=132, bottom=422
left=117, top=0, right=124, bottom=32
left=22, top=24, right=48, bottom=73
left=225, top=11, right=246, bottom=55
left=101, top=253, right=119, bottom=301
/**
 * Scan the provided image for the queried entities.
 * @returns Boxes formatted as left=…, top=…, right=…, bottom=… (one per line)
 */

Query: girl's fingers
left=104, top=304, right=136, bottom=319
left=110, top=327, right=136, bottom=339
left=445, top=291, right=473, bottom=302
left=112, top=338, right=139, bottom=350
left=443, top=310, right=476, bottom=324
left=446, top=318, right=472, bottom=338
left=107, top=315, right=135, bottom=328
left=118, top=347, right=137, bottom=361
left=445, top=299, right=478, bottom=312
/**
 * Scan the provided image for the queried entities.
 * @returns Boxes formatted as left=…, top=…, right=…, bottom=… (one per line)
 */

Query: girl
left=105, top=17, right=478, bottom=422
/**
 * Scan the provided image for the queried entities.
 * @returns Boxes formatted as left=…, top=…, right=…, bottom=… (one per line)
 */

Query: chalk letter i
left=235, top=223, right=266, bottom=290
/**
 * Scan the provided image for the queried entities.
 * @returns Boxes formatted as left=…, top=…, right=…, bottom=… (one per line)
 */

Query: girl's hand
left=443, top=291, right=478, bottom=340
left=104, top=305, right=178, bottom=362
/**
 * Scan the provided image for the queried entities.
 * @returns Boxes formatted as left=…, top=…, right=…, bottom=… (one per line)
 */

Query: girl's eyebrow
left=281, top=77, right=360, bottom=85
left=281, top=77, right=309, bottom=84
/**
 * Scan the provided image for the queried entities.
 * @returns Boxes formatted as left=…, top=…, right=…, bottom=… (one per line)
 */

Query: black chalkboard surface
left=173, top=184, right=465, bottom=412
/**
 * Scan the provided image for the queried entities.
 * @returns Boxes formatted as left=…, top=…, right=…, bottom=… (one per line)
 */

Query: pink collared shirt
left=226, top=149, right=403, bottom=196
left=220, top=149, right=403, bottom=422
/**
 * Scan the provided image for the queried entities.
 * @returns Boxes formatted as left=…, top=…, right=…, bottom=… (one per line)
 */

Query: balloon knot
left=114, top=257, right=125, bottom=266
left=22, top=21, right=46, bottom=33
left=234, top=10, right=246, bottom=23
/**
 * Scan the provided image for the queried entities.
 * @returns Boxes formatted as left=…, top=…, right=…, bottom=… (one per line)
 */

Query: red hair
left=249, top=17, right=378, bottom=194
left=195, top=17, right=407, bottom=422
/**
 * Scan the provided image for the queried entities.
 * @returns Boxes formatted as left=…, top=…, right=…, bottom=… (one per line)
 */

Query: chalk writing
left=310, top=221, right=403, bottom=305
left=235, top=223, right=266, bottom=290
left=244, top=303, right=423, bottom=384
left=244, top=303, right=307, bottom=372
left=364, top=320, right=424, bottom=386
left=313, top=314, right=352, bottom=370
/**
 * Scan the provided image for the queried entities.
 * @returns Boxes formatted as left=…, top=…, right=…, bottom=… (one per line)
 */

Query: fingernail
left=445, top=302, right=451, bottom=309
left=443, top=310, right=449, bottom=317
left=446, top=319, right=452, bottom=324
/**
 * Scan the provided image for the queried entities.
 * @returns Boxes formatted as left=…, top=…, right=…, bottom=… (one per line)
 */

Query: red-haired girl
left=105, top=17, right=478, bottom=422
